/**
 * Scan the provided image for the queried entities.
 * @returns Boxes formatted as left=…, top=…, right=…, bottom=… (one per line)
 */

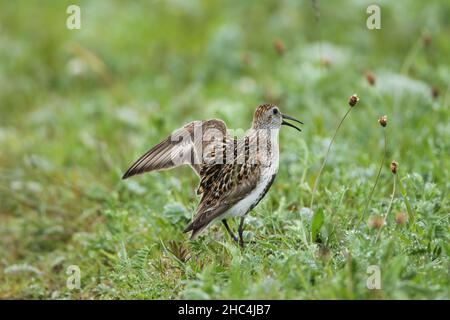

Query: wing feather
left=122, top=119, right=227, bottom=179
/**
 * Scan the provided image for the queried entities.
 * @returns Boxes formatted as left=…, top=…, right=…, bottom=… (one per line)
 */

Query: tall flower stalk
left=375, top=161, right=398, bottom=242
left=360, top=115, right=388, bottom=224
left=309, top=94, right=359, bottom=210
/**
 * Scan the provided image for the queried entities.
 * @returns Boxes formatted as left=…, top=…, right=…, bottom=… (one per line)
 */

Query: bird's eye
left=272, top=108, right=279, bottom=115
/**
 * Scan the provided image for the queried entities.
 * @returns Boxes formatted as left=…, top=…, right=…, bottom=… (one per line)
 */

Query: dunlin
left=123, top=104, right=302, bottom=247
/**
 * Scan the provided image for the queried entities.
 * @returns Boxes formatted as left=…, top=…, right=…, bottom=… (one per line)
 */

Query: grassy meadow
left=0, top=1, right=449, bottom=299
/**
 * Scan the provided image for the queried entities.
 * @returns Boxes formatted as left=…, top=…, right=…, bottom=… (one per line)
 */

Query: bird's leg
left=222, top=220, right=238, bottom=242
left=238, top=217, right=245, bottom=248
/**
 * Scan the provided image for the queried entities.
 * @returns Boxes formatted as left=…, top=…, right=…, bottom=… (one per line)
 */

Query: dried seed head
left=273, top=38, right=286, bottom=56
left=365, top=71, right=376, bottom=86
left=422, top=34, right=432, bottom=46
left=378, top=115, right=388, bottom=127
left=348, top=94, right=359, bottom=107
left=369, top=215, right=385, bottom=229
left=432, top=86, right=440, bottom=99
left=167, top=241, right=191, bottom=263
left=390, top=160, right=398, bottom=175
left=395, top=212, right=408, bottom=225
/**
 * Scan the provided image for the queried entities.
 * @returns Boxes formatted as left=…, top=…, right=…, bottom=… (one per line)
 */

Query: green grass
left=0, top=0, right=449, bottom=299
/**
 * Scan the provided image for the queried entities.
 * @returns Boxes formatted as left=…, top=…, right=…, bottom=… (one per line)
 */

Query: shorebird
left=122, top=104, right=302, bottom=247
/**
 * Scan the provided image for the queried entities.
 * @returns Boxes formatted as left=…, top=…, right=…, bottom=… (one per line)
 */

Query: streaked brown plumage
left=123, top=104, right=302, bottom=246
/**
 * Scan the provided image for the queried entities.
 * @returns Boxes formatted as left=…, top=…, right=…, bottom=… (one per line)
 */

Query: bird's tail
left=183, top=221, right=209, bottom=240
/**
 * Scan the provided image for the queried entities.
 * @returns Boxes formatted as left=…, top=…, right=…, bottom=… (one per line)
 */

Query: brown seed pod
left=395, top=212, right=408, bottom=225
left=378, top=115, right=387, bottom=127
left=273, top=38, right=286, bottom=56
left=369, top=215, right=385, bottom=229
left=365, top=71, right=376, bottom=86
left=390, top=160, right=398, bottom=175
left=422, top=34, right=432, bottom=46
left=348, top=94, right=359, bottom=107
left=431, top=86, right=440, bottom=99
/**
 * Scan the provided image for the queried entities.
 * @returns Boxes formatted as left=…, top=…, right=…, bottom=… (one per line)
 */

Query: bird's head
left=252, top=103, right=303, bottom=132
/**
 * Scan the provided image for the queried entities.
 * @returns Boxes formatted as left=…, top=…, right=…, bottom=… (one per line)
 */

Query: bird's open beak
left=281, top=113, right=303, bottom=132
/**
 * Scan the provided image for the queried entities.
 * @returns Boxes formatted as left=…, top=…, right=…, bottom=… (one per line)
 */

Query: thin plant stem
left=310, top=0, right=323, bottom=73
left=397, top=175, right=416, bottom=230
left=400, top=36, right=423, bottom=76
left=360, top=128, right=387, bottom=224
left=375, top=174, right=396, bottom=243
left=300, top=139, right=309, bottom=183
left=310, top=107, right=353, bottom=210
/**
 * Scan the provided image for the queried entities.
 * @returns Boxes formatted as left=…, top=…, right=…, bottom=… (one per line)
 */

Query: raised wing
left=122, top=119, right=228, bottom=179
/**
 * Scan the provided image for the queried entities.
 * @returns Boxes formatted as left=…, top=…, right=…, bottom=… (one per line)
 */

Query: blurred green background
left=0, top=0, right=449, bottom=299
